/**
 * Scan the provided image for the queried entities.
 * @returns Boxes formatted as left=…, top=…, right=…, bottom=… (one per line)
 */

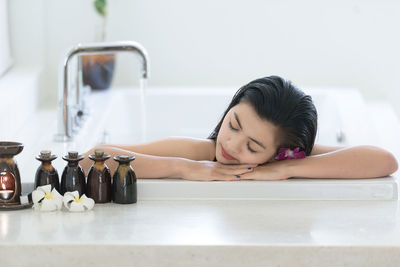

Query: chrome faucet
left=55, top=41, right=149, bottom=142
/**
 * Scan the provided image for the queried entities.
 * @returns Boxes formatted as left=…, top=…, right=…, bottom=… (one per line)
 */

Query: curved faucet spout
left=56, top=41, right=149, bottom=141
left=63, top=41, right=149, bottom=80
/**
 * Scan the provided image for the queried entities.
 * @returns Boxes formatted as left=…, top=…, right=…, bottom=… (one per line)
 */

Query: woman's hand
left=180, top=160, right=257, bottom=181
left=239, top=160, right=290, bottom=181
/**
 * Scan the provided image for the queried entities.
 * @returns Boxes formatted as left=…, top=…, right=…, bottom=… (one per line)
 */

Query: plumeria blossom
left=32, top=184, right=63, bottom=212
left=275, top=147, right=306, bottom=161
left=63, top=191, right=95, bottom=212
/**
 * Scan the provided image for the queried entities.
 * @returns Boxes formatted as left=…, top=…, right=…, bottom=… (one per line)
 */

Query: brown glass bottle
left=112, top=155, right=137, bottom=204
left=60, top=151, right=86, bottom=196
left=87, top=149, right=111, bottom=203
left=34, top=150, right=59, bottom=191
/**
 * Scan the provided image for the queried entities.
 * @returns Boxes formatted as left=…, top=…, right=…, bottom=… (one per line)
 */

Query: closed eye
left=229, top=121, right=258, bottom=153
left=247, top=143, right=257, bottom=153
left=229, top=121, right=239, bottom=131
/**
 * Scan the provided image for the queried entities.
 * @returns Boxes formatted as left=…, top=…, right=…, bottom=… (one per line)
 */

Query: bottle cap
left=94, top=149, right=104, bottom=158
left=113, top=155, right=135, bottom=163
left=40, top=150, right=51, bottom=159
left=88, top=149, right=110, bottom=161
left=68, top=151, right=79, bottom=159
left=36, top=150, right=57, bottom=161
left=62, top=151, right=83, bottom=162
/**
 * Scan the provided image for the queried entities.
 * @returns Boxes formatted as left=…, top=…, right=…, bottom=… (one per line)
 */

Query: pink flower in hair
left=274, top=147, right=306, bottom=161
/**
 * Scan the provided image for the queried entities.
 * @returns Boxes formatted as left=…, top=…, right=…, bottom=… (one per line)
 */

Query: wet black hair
left=208, top=76, right=318, bottom=156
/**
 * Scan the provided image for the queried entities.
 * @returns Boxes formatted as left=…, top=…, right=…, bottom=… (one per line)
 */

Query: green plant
left=94, top=0, right=107, bottom=41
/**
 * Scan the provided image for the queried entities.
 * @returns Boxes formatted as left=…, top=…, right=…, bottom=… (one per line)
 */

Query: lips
left=221, top=145, right=237, bottom=161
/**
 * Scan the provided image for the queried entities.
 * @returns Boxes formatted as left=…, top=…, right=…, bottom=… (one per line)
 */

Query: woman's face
left=215, top=101, right=280, bottom=165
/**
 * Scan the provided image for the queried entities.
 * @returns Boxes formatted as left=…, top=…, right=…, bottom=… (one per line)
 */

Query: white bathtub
left=76, top=86, right=372, bottom=148
left=15, top=86, right=398, bottom=200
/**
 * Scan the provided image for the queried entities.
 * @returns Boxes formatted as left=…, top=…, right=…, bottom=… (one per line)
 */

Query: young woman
left=81, top=76, right=398, bottom=181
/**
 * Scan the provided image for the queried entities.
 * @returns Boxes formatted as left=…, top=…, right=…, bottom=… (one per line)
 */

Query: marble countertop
left=1, top=198, right=400, bottom=266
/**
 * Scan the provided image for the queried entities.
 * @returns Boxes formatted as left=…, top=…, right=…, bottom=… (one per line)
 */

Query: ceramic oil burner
left=60, top=151, right=86, bottom=196
left=34, top=150, right=59, bottom=191
left=87, top=149, right=111, bottom=203
left=0, top=142, right=23, bottom=205
left=112, top=155, right=137, bottom=204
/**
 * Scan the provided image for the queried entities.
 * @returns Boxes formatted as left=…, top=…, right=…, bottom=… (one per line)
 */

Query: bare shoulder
left=310, top=143, right=345, bottom=156
left=201, top=138, right=217, bottom=161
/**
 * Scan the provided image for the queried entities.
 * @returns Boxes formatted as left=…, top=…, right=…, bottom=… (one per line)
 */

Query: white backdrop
left=0, top=0, right=12, bottom=77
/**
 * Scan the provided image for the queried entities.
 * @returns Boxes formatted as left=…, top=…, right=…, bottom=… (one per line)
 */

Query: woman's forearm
left=82, top=145, right=189, bottom=178
left=285, top=145, right=398, bottom=179
left=82, top=145, right=254, bottom=181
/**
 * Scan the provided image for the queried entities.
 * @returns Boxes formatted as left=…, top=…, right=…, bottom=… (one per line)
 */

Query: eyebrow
left=233, top=112, right=266, bottom=150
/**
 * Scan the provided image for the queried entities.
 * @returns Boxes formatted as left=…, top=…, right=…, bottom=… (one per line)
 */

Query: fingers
left=239, top=172, right=288, bottom=181
left=185, top=161, right=260, bottom=182
left=207, top=173, right=242, bottom=181
left=209, top=163, right=254, bottom=175
left=209, top=168, right=252, bottom=181
left=217, top=167, right=254, bottom=175
left=209, top=162, right=257, bottom=180
left=215, top=162, right=258, bottom=170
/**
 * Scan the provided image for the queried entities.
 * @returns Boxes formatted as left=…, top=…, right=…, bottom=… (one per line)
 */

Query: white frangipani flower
left=32, top=184, right=63, bottom=212
left=63, top=191, right=95, bottom=212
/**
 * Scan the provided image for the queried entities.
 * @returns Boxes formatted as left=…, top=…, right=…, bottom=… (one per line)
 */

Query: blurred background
left=2, top=0, right=400, bottom=114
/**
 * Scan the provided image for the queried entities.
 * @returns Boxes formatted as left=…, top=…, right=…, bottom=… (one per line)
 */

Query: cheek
left=217, top=122, right=229, bottom=141
left=240, top=154, right=262, bottom=164
left=241, top=152, right=272, bottom=165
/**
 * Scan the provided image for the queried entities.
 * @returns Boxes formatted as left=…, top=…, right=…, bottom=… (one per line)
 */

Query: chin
left=215, top=151, right=229, bottom=164
left=218, top=158, right=230, bottom=164
left=215, top=153, right=224, bottom=164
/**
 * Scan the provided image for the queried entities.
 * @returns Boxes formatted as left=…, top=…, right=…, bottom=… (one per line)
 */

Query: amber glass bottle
left=112, top=155, right=137, bottom=204
left=60, top=151, right=86, bottom=196
left=34, top=150, right=59, bottom=191
left=87, top=149, right=111, bottom=203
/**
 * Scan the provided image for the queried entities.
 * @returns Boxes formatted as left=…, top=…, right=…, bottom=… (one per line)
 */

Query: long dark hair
left=208, top=76, right=318, bottom=156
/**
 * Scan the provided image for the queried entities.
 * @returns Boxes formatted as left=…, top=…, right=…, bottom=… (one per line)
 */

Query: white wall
left=8, top=0, right=44, bottom=67
left=0, top=0, right=12, bottom=76
left=8, top=0, right=400, bottom=116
